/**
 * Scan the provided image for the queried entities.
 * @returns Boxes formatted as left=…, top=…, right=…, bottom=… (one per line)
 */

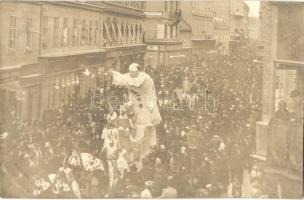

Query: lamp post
left=187, top=126, right=200, bottom=186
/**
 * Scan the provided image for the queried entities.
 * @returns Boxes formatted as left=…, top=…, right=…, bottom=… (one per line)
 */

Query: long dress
left=112, top=71, right=162, bottom=159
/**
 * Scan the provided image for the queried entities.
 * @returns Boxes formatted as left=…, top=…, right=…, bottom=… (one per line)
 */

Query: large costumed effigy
left=100, top=63, right=162, bottom=185
left=110, top=63, right=162, bottom=157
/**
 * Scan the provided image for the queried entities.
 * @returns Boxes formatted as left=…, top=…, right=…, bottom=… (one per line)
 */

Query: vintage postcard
left=0, top=0, right=303, bottom=199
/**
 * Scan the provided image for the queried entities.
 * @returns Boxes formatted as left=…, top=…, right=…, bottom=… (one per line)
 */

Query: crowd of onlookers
left=1, top=48, right=264, bottom=198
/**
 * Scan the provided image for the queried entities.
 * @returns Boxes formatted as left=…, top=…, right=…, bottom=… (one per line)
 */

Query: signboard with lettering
left=147, top=45, right=159, bottom=51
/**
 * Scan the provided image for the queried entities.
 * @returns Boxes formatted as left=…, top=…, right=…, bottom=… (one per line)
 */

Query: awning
left=275, top=59, right=304, bottom=70
left=0, top=81, right=23, bottom=92
left=40, top=49, right=106, bottom=58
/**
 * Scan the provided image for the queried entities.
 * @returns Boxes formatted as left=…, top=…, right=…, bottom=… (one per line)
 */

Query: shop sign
left=147, top=45, right=158, bottom=51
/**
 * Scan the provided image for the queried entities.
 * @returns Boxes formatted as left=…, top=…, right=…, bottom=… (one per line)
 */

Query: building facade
left=213, top=0, right=249, bottom=52
left=90, top=1, right=146, bottom=73
left=179, top=0, right=216, bottom=62
left=254, top=2, right=303, bottom=198
left=213, top=20, right=230, bottom=55
left=0, top=1, right=44, bottom=125
left=248, top=16, right=260, bottom=41
left=143, top=1, right=183, bottom=67
left=0, top=1, right=146, bottom=125
left=178, top=19, right=192, bottom=64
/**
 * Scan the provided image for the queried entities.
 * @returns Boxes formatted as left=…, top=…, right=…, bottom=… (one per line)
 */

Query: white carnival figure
left=110, top=63, right=162, bottom=161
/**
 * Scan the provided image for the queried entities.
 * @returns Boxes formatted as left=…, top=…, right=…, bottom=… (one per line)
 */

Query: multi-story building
left=89, top=1, right=146, bottom=72
left=0, top=1, right=48, bottom=124
left=179, top=0, right=216, bottom=62
left=254, top=2, right=303, bottom=198
left=178, top=19, right=192, bottom=64
left=213, top=20, right=230, bottom=55
left=0, top=1, right=146, bottom=125
left=143, top=1, right=183, bottom=67
left=248, top=16, right=260, bottom=41
left=213, top=0, right=249, bottom=52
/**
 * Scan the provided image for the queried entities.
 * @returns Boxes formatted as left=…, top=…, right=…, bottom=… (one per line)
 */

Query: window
left=26, top=17, right=33, bottom=49
left=113, top=18, right=119, bottom=44
left=135, top=24, right=138, bottom=42
left=140, top=2, right=144, bottom=10
left=156, top=24, right=165, bottom=40
left=8, top=16, right=17, bottom=49
left=72, top=19, right=79, bottom=46
left=130, top=23, right=134, bottom=42
left=170, top=1, right=173, bottom=13
left=121, top=22, right=125, bottom=41
left=172, top=25, right=177, bottom=39
left=81, top=20, right=87, bottom=45
left=103, top=20, right=108, bottom=46
left=53, top=17, right=59, bottom=47
left=95, top=20, right=99, bottom=45
left=63, top=18, right=69, bottom=46
left=110, top=18, right=117, bottom=44
left=166, top=24, right=171, bottom=39
left=42, top=16, right=49, bottom=49
left=89, top=20, right=93, bottom=45
left=126, top=23, right=129, bottom=42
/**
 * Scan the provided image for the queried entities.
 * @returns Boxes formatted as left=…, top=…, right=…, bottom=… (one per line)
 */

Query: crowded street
left=1, top=47, right=265, bottom=198
left=1, top=0, right=303, bottom=199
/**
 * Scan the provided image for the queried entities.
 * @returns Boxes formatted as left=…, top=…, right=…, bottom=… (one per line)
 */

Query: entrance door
left=0, top=89, right=18, bottom=130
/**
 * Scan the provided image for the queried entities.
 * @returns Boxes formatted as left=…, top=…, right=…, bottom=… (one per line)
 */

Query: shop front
left=145, top=41, right=184, bottom=67
left=105, top=44, right=146, bottom=73
left=39, top=51, right=106, bottom=113
left=0, top=81, right=23, bottom=128
left=0, top=63, right=44, bottom=124
left=192, top=39, right=216, bottom=62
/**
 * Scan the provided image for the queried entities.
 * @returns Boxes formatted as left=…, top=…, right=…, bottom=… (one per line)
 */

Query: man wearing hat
left=109, top=63, right=162, bottom=161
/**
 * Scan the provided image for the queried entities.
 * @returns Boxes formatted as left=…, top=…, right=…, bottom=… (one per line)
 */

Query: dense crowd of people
left=1, top=48, right=263, bottom=198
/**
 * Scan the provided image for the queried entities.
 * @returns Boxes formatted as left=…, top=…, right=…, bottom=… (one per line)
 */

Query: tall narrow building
left=144, top=1, right=183, bottom=67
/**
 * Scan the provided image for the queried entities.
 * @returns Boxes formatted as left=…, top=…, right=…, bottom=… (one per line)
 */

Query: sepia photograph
left=0, top=0, right=303, bottom=198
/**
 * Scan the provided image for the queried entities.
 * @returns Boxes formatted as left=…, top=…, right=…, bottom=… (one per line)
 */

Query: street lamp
left=187, top=125, right=200, bottom=186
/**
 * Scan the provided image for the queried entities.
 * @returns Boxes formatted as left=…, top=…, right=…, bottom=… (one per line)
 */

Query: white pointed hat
left=129, top=63, right=139, bottom=72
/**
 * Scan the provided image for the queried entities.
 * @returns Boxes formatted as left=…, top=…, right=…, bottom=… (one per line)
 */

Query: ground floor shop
left=145, top=41, right=188, bottom=67
left=104, top=44, right=146, bottom=73
left=192, top=39, right=216, bottom=62
left=0, top=45, right=147, bottom=125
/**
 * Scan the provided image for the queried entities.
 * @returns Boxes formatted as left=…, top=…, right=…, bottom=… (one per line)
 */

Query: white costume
left=111, top=63, right=162, bottom=159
